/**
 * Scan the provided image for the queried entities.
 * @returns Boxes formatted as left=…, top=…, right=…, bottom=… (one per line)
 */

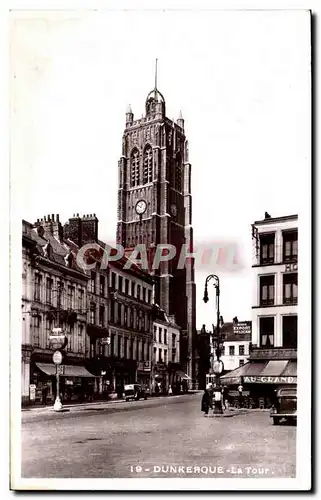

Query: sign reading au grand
left=243, top=376, right=296, bottom=384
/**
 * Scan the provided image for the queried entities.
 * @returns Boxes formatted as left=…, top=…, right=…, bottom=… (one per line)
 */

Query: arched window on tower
left=130, top=149, right=140, bottom=187
left=143, top=146, right=153, bottom=184
left=175, top=152, right=182, bottom=192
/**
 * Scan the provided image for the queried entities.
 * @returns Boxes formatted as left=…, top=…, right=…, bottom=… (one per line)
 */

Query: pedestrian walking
left=222, top=385, right=229, bottom=410
left=42, top=384, right=48, bottom=405
left=238, top=384, right=243, bottom=408
left=201, top=388, right=212, bottom=416
left=168, top=385, right=173, bottom=396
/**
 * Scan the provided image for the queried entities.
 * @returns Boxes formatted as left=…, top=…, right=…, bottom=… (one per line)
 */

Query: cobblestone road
left=21, top=393, right=296, bottom=479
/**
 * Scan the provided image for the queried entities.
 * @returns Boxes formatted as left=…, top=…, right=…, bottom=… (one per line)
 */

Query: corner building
left=116, top=86, right=196, bottom=383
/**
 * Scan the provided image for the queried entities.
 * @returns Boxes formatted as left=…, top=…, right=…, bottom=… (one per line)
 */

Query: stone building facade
left=116, top=85, right=196, bottom=384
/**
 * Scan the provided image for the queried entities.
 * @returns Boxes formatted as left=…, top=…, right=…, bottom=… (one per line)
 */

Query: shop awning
left=35, top=363, right=96, bottom=378
left=221, top=360, right=297, bottom=385
left=220, top=362, right=267, bottom=385
left=176, top=371, right=192, bottom=380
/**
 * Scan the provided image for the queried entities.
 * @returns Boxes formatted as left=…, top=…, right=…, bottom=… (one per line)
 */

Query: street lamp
left=203, top=274, right=224, bottom=414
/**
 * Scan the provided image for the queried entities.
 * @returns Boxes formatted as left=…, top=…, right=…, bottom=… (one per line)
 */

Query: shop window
left=260, top=275, right=275, bottom=306
left=110, top=272, right=116, bottom=290
left=124, top=306, right=128, bottom=327
left=90, top=303, right=96, bottom=324
left=239, top=345, right=245, bottom=355
left=90, top=272, right=96, bottom=294
left=117, top=303, right=122, bottom=325
left=34, top=273, right=42, bottom=301
left=109, top=299, right=115, bottom=324
left=283, top=273, right=298, bottom=305
left=283, top=230, right=298, bottom=262
left=229, top=346, right=235, bottom=356
left=100, top=276, right=105, bottom=296
left=117, top=336, right=122, bottom=358
left=130, top=338, right=134, bottom=359
left=260, top=233, right=275, bottom=265
left=78, top=289, right=84, bottom=311
left=99, top=306, right=105, bottom=327
left=259, top=317, right=274, bottom=347
left=282, top=315, right=297, bottom=348
left=46, top=278, right=53, bottom=305
left=111, top=334, right=115, bottom=356
left=124, top=338, right=128, bottom=359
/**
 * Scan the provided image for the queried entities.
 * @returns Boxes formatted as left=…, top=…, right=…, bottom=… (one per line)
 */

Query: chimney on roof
left=34, top=213, right=63, bottom=241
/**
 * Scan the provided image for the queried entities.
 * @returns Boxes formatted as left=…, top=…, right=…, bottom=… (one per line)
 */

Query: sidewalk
left=22, top=391, right=199, bottom=414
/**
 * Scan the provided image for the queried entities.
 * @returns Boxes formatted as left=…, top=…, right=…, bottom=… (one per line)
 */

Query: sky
left=10, top=9, right=311, bottom=328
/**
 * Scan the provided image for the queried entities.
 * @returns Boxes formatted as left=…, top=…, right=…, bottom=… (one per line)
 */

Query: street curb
left=22, top=392, right=198, bottom=413
left=21, top=393, right=199, bottom=421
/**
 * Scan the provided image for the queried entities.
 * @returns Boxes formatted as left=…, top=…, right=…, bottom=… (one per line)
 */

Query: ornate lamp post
left=203, top=274, right=224, bottom=414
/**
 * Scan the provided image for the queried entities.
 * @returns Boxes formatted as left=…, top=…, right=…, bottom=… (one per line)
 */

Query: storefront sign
left=285, top=263, right=298, bottom=273
left=100, top=337, right=111, bottom=345
left=244, top=376, right=296, bottom=384
left=29, top=384, right=36, bottom=401
left=56, top=365, right=65, bottom=375
left=143, top=361, right=151, bottom=371
left=233, top=321, right=251, bottom=336
left=53, top=351, right=62, bottom=365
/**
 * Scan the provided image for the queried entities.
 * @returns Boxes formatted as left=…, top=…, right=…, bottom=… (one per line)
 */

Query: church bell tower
left=116, top=64, right=196, bottom=380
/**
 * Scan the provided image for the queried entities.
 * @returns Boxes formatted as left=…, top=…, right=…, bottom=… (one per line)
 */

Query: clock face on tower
left=135, top=199, right=147, bottom=215
left=170, top=204, right=178, bottom=217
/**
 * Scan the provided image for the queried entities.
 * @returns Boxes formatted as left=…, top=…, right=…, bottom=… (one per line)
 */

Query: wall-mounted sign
left=53, top=351, right=62, bottom=365
left=143, top=361, right=151, bottom=371
left=285, top=263, right=298, bottom=273
left=233, top=321, right=252, bottom=336
left=29, top=384, right=36, bottom=401
left=56, top=365, right=65, bottom=375
left=100, top=337, right=111, bottom=345
left=244, top=376, right=296, bottom=384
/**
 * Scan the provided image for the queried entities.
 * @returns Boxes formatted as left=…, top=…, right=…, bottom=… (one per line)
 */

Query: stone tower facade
left=116, top=86, right=196, bottom=382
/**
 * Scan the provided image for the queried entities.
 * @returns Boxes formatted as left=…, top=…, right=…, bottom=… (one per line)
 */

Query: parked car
left=124, top=384, right=148, bottom=402
left=270, top=388, right=297, bottom=425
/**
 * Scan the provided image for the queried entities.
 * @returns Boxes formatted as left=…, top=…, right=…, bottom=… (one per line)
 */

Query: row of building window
left=153, top=325, right=169, bottom=344
left=260, top=230, right=298, bottom=265
left=34, top=274, right=85, bottom=310
left=223, top=345, right=246, bottom=357
left=108, top=300, right=151, bottom=333
left=107, top=334, right=151, bottom=361
left=109, top=272, right=152, bottom=304
left=32, top=314, right=85, bottom=353
left=153, top=346, right=177, bottom=364
left=259, top=315, right=297, bottom=348
left=260, top=272, right=298, bottom=306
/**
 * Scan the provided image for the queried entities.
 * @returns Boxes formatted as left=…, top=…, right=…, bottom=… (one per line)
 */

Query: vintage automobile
left=270, top=387, right=297, bottom=425
left=124, top=384, right=148, bottom=402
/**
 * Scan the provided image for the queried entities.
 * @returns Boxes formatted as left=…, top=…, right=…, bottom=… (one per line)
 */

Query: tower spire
left=155, top=58, right=158, bottom=93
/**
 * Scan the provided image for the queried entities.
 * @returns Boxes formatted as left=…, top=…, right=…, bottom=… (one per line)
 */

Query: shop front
left=167, top=362, right=191, bottom=394
left=152, top=362, right=168, bottom=394
left=136, top=361, right=152, bottom=391
left=220, top=359, right=297, bottom=408
left=31, top=361, right=97, bottom=404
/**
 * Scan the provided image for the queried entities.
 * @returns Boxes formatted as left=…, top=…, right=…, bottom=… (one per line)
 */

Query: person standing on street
left=238, top=384, right=243, bottom=408
left=42, top=384, right=48, bottom=406
left=201, top=387, right=212, bottom=416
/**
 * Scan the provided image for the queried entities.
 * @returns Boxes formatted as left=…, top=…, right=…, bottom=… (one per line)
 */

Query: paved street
left=21, top=393, right=296, bottom=479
